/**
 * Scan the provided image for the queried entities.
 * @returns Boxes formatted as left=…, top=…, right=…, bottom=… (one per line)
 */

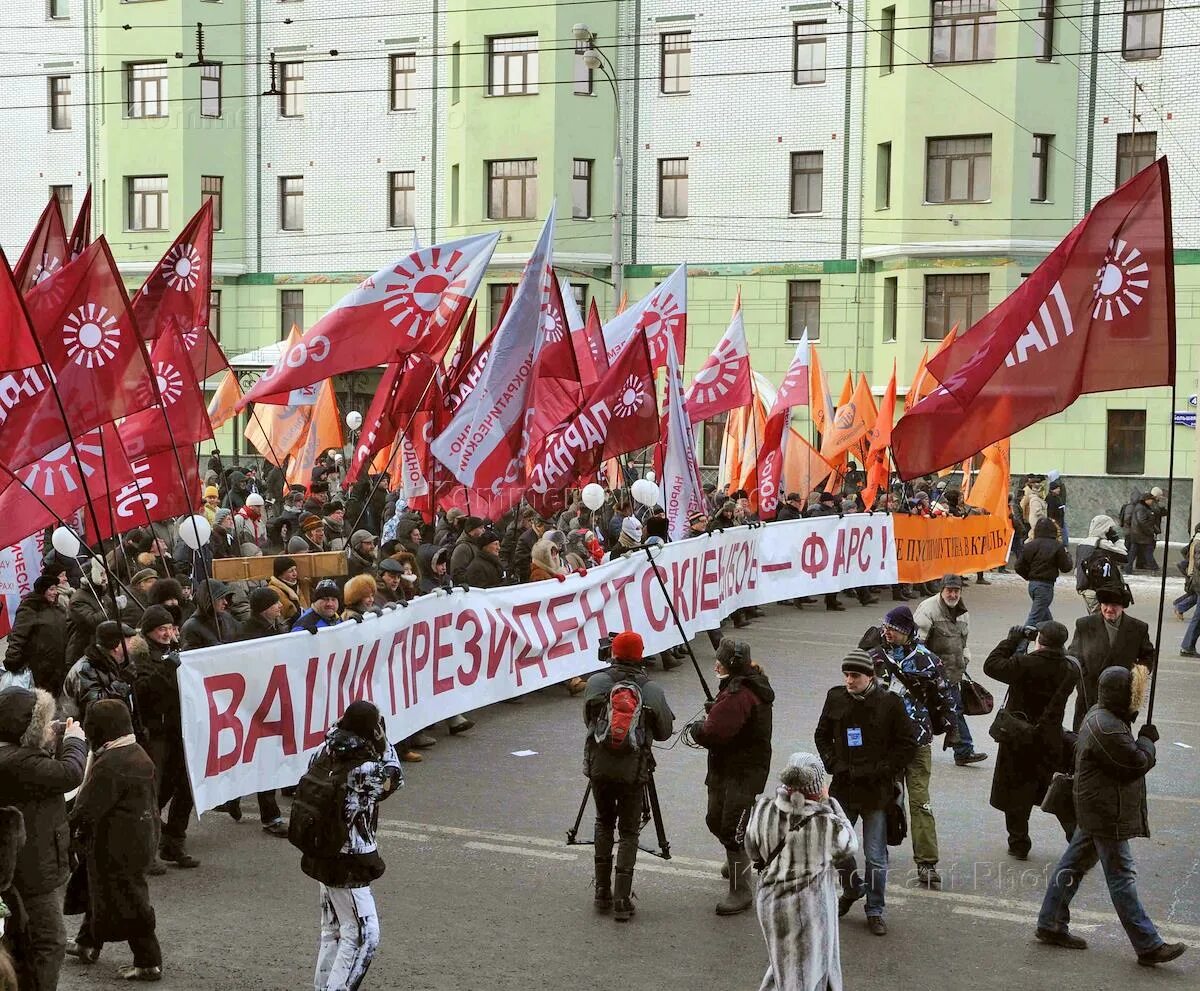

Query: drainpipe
left=852, top=0, right=868, bottom=373
left=430, top=0, right=439, bottom=242
left=255, top=0, right=263, bottom=273
left=629, top=0, right=642, bottom=274
left=1083, top=0, right=1100, bottom=211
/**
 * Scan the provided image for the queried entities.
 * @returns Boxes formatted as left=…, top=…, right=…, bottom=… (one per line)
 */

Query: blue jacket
left=860, top=626, right=957, bottom=747
left=291, top=609, right=340, bottom=634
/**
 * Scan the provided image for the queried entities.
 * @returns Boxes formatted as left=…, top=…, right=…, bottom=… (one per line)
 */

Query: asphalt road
left=57, top=574, right=1200, bottom=990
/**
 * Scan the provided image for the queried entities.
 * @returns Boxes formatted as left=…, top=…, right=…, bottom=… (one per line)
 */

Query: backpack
left=288, top=749, right=353, bottom=858
left=593, top=680, right=645, bottom=754
left=1081, top=548, right=1122, bottom=593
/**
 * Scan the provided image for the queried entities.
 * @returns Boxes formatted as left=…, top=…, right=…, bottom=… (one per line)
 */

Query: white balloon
left=644, top=470, right=656, bottom=484
left=51, top=526, right=80, bottom=557
left=179, top=514, right=212, bottom=551
left=581, top=483, right=606, bottom=512
left=631, top=478, right=660, bottom=507
left=345, top=410, right=363, bottom=431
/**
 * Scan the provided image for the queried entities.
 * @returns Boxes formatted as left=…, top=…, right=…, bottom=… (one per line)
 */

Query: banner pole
left=1147, top=380, right=1176, bottom=724
left=640, top=544, right=714, bottom=702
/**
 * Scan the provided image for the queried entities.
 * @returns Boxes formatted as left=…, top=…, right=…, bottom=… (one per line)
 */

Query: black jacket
left=815, top=682, right=916, bottom=813
left=66, top=643, right=138, bottom=720
left=133, top=639, right=182, bottom=738
left=514, top=528, right=539, bottom=583
left=238, top=614, right=285, bottom=640
left=691, top=671, right=774, bottom=785
left=1068, top=613, right=1154, bottom=730
left=66, top=583, right=109, bottom=668
left=3, top=594, right=68, bottom=694
left=464, top=549, right=504, bottom=589
left=1016, top=535, right=1073, bottom=583
left=180, top=610, right=240, bottom=651
left=1074, top=667, right=1155, bottom=840
left=983, top=635, right=1077, bottom=812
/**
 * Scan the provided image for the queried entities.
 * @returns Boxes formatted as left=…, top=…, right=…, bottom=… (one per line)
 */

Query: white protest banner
left=178, top=514, right=896, bottom=811
left=0, top=532, right=45, bottom=637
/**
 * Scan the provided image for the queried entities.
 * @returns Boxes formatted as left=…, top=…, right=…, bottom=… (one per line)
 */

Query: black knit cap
left=338, top=700, right=382, bottom=741
left=140, top=605, right=175, bottom=636
left=273, top=556, right=298, bottom=578
left=84, top=699, right=134, bottom=749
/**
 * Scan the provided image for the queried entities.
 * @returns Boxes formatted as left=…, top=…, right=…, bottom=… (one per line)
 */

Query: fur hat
left=249, top=587, right=280, bottom=615
left=343, top=574, right=377, bottom=608
left=716, top=638, right=752, bottom=675
left=214, top=508, right=233, bottom=526
left=32, top=573, right=59, bottom=596
left=149, top=577, right=184, bottom=605
left=779, top=752, right=825, bottom=798
left=611, top=631, right=644, bottom=662
left=273, top=556, right=298, bottom=578
left=0, top=805, right=26, bottom=891
left=1096, top=586, right=1130, bottom=606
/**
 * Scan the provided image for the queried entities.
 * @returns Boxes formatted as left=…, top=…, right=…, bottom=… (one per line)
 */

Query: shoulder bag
left=988, top=686, right=1036, bottom=747
left=959, top=671, right=994, bottom=716
left=1040, top=656, right=1085, bottom=819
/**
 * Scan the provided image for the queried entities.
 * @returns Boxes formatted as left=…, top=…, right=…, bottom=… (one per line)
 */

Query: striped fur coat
left=744, top=791, right=858, bottom=991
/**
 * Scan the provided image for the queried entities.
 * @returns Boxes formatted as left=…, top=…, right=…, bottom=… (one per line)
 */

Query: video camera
left=597, top=635, right=613, bottom=664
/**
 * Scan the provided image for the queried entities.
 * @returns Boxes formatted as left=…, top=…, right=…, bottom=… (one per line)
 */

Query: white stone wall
left=617, top=0, right=865, bottom=266
left=0, top=1, right=88, bottom=256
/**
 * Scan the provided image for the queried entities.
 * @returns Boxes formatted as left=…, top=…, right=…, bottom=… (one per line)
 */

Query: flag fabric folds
left=757, top=336, right=830, bottom=517
left=206, top=371, right=242, bottom=430
left=285, top=380, right=344, bottom=488
left=118, top=327, right=214, bottom=460
left=13, top=197, right=68, bottom=294
left=684, top=291, right=753, bottom=422
left=0, top=251, right=41, bottom=373
left=862, top=363, right=897, bottom=510
left=660, top=332, right=707, bottom=540
left=602, top=263, right=688, bottom=372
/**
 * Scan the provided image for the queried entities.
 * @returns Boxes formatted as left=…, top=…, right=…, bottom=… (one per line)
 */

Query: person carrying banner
left=582, top=632, right=674, bottom=923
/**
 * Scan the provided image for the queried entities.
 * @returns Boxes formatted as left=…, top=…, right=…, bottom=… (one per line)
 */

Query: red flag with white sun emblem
left=2, top=238, right=156, bottom=474
left=892, top=157, right=1174, bottom=479
left=601, top=263, right=687, bottom=372
left=132, top=200, right=213, bottom=342
left=528, top=276, right=585, bottom=454
left=94, top=444, right=201, bottom=543
left=0, top=249, right=42, bottom=373
left=118, top=326, right=214, bottom=460
left=684, top=291, right=752, bottom=422
left=13, top=196, right=68, bottom=295
left=239, top=232, right=500, bottom=408
left=526, top=330, right=658, bottom=514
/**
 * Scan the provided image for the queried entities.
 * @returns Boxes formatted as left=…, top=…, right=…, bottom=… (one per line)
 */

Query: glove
left=703, top=700, right=715, bottom=714
left=1138, top=724, right=1160, bottom=743
left=164, top=651, right=182, bottom=671
left=1007, top=625, right=1027, bottom=642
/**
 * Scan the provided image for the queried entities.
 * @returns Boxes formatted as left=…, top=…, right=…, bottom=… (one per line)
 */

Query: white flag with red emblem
left=239, top=232, right=499, bottom=408
left=684, top=291, right=752, bottom=421
left=602, top=263, right=688, bottom=372
left=660, top=331, right=707, bottom=540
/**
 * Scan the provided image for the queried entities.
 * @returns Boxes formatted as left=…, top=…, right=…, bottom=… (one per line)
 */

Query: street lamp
left=573, top=23, right=623, bottom=305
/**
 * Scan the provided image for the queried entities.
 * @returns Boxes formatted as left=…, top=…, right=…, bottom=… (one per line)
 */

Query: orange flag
left=244, top=326, right=310, bottom=464
left=808, top=344, right=834, bottom=439
left=862, top=362, right=897, bottom=509
left=853, top=372, right=878, bottom=465
left=965, top=438, right=1011, bottom=520
left=286, top=379, right=344, bottom=489
left=206, top=370, right=241, bottom=430
left=821, top=373, right=875, bottom=462
left=908, top=324, right=958, bottom=409
left=782, top=426, right=834, bottom=499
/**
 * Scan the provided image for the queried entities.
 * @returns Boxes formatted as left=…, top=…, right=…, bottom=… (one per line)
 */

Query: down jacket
left=913, top=593, right=971, bottom=683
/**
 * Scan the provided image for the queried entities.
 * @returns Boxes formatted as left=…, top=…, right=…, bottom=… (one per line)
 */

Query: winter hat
left=246, top=493, right=265, bottom=509
left=204, top=485, right=219, bottom=499
left=338, top=699, right=383, bottom=742
left=688, top=510, right=709, bottom=529
left=1036, top=620, right=1069, bottom=650
left=149, top=578, right=183, bottom=605
left=841, top=649, right=875, bottom=676
left=475, top=528, right=501, bottom=549
left=300, top=513, right=324, bottom=535
left=95, top=620, right=135, bottom=650
left=543, top=529, right=567, bottom=551
left=273, top=555, right=299, bottom=578
left=716, top=638, right=752, bottom=675
left=0, top=688, right=39, bottom=746
left=204, top=578, right=234, bottom=603
left=249, top=586, right=280, bottom=615
left=611, top=631, right=644, bottom=662
left=1096, top=586, right=1129, bottom=606
left=85, top=698, right=135, bottom=750
left=32, top=573, right=59, bottom=596
left=644, top=516, right=669, bottom=541
left=240, top=542, right=263, bottom=557
left=462, top=515, right=485, bottom=532
left=325, top=499, right=345, bottom=514
left=621, top=517, right=643, bottom=541
left=351, top=529, right=375, bottom=551
left=882, top=605, right=916, bottom=637
left=378, top=558, right=405, bottom=574
left=940, top=574, right=963, bottom=589
left=130, top=568, right=159, bottom=587
left=779, top=752, right=825, bottom=799
left=819, top=491, right=838, bottom=505
left=313, top=578, right=341, bottom=602
left=343, top=574, right=377, bottom=608
left=140, top=604, right=175, bottom=636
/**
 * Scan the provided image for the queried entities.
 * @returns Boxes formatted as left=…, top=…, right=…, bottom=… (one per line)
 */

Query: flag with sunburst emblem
left=132, top=199, right=214, bottom=343
left=684, top=289, right=752, bottom=422
left=893, top=157, right=1175, bottom=479
left=13, top=195, right=68, bottom=295
left=602, top=263, right=688, bottom=372
left=118, top=326, right=214, bottom=459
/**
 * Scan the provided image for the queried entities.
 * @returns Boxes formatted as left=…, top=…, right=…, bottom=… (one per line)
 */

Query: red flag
left=118, top=327, right=215, bottom=459
left=67, top=187, right=93, bottom=261
left=862, top=362, right=897, bottom=510
left=757, top=338, right=829, bottom=518
left=528, top=277, right=585, bottom=453
left=345, top=355, right=440, bottom=486
left=559, top=273, right=598, bottom=390
left=132, top=200, right=213, bottom=342
left=95, top=445, right=200, bottom=542
left=526, top=333, right=658, bottom=513
left=584, top=298, right=608, bottom=380
left=443, top=305, right=477, bottom=385
left=4, top=239, right=156, bottom=474
left=0, top=250, right=41, bottom=373
left=13, top=197, right=68, bottom=294
left=685, top=292, right=752, bottom=421
left=602, top=263, right=687, bottom=371
left=239, top=233, right=498, bottom=407
left=0, top=425, right=133, bottom=549
left=894, top=158, right=1174, bottom=478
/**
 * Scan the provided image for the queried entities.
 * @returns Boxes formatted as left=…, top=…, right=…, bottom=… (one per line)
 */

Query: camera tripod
left=565, top=772, right=672, bottom=860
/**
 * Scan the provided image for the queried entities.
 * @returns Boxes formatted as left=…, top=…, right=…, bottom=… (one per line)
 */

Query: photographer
left=983, top=621, right=1078, bottom=860
left=689, top=639, right=774, bottom=917
left=582, top=633, right=673, bottom=923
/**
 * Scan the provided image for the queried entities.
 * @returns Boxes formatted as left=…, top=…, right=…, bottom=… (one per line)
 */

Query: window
left=451, top=43, right=461, bottom=105
left=570, top=283, right=587, bottom=314
left=881, top=7, right=896, bottom=73
left=923, top=274, right=988, bottom=340
left=1031, top=134, right=1052, bottom=202
left=572, top=159, right=593, bottom=219
left=127, top=176, right=168, bottom=230
left=48, top=0, right=69, bottom=18
left=488, top=35, right=538, bottom=96
left=1122, top=0, right=1163, bottom=60
left=1116, top=131, right=1156, bottom=184
left=201, top=175, right=223, bottom=230
left=1037, top=1, right=1055, bottom=60
left=50, top=185, right=73, bottom=226
left=389, top=53, right=415, bottom=111
left=487, top=159, right=537, bottom=220
left=931, top=0, right=997, bottom=64
left=926, top=135, right=992, bottom=203
left=660, top=32, right=690, bottom=94
left=1106, top=409, right=1146, bottom=474
left=657, top=158, right=688, bottom=218
left=450, top=163, right=460, bottom=225
left=280, top=61, right=304, bottom=117
left=280, top=290, right=304, bottom=338
left=787, top=281, right=820, bottom=342
left=208, top=290, right=221, bottom=343
left=127, top=62, right=168, bottom=118
left=876, top=142, right=892, bottom=209
left=702, top=414, right=727, bottom=467
left=574, top=51, right=593, bottom=95
left=279, top=176, right=304, bottom=231
left=200, top=63, right=222, bottom=117
left=389, top=170, right=415, bottom=228
left=48, top=76, right=71, bottom=130
left=793, top=22, right=827, bottom=85
left=882, top=278, right=898, bottom=342
left=789, top=152, right=823, bottom=214
left=488, top=283, right=516, bottom=327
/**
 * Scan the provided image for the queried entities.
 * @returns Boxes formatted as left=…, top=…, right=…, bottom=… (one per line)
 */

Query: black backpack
left=1082, top=548, right=1122, bottom=593
left=288, top=749, right=353, bottom=858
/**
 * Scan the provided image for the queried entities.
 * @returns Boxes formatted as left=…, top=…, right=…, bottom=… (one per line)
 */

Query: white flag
left=661, top=331, right=707, bottom=540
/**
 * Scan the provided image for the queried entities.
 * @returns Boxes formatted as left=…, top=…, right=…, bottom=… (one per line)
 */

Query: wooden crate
left=211, top=551, right=347, bottom=606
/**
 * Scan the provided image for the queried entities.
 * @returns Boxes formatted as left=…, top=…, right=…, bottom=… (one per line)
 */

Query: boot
left=707, top=629, right=722, bottom=650
left=661, top=651, right=683, bottom=671
left=613, top=868, right=636, bottom=922
left=593, top=858, right=613, bottom=914
left=566, top=676, right=588, bottom=695
left=159, top=836, right=199, bottom=869
left=715, top=849, right=753, bottom=915
left=732, top=611, right=750, bottom=629
left=447, top=714, right=474, bottom=734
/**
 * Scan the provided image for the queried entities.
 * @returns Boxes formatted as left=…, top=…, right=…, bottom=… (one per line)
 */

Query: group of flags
left=0, top=156, right=1178, bottom=565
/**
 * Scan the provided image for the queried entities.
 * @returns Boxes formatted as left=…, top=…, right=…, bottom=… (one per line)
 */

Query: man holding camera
left=583, top=632, right=674, bottom=923
left=1068, top=588, right=1153, bottom=731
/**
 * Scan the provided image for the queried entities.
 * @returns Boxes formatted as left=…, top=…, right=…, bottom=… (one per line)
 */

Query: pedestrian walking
left=743, top=752, right=857, bottom=991
left=1015, top=518, right=1073, bottom=626
left=1035, top=666, right=1186, bottom=967
left=1074, top=516, right=1128, bottom=614
left=1068, top=590, right=1153, bottom=730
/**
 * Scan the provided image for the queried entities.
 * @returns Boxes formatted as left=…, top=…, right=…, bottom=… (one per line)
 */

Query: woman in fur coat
left=743, top=753, right=858, bottom=991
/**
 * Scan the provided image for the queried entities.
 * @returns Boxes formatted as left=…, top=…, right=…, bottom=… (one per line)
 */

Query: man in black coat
left=815, top=649, right=916, bottom=937
left=1068, top=588, right=1154, bottom=730
left=983, top=621, right=1078, bottom=859
left=1035, top=666, right=1186, bottom=966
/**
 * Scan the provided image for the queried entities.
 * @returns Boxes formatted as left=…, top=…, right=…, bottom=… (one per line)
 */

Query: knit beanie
left=841, top=649, right=875, bottom=676
left=32, top=574, right=59, bottom=596
left=140, top=605, right=175, bottom=636
left=85, top=699, right=134, bottom=750
left=300, top=513, right=324, bottom=535
left=249, top=587, right=280, bottom=615
left=273, top=556, right=298, bottom=578
left=611, top=631, right=644, bottom=662
left=779, top=752, right=826, bottom=799
left=882, top=605, right=916, bottom=637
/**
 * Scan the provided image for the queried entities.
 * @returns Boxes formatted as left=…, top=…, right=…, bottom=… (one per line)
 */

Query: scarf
left=848, top=679, right=877, bottom=702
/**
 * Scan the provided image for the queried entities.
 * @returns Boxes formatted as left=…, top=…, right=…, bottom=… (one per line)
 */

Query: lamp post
left=573, top=24, right=623, bottom=305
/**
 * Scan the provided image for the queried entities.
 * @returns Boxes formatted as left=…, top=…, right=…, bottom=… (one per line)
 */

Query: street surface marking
left=464, top=841, right=578, bottom=861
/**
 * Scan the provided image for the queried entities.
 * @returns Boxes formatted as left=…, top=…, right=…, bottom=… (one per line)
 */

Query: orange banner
left=893, top=512, right=1013, bottom=584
